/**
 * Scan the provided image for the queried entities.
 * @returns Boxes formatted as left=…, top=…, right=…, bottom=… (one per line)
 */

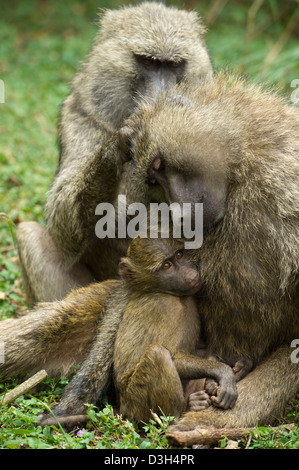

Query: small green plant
left=141, top=411, right=176, bottom=449
left=85, top=403, right=174, bottom=449
left=0, top=213, right=16, bottom=247
left=238, top=425, right=299, bottom=449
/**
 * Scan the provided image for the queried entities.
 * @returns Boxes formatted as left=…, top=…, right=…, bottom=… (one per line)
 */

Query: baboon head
left=124, top=92, right=229, bottom=230
left=119, top=236, right=200, bottom=296
left=81, top=2, right=213, bottom=126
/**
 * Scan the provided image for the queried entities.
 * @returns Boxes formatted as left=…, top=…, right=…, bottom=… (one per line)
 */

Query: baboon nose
left=188, top=272, right=200, bottom=287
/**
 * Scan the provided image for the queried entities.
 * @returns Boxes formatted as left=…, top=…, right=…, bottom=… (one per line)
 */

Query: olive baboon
left=2, top=74, right=298, bottom=429
left=54, top=73, right=298, bottom=429
left=16, top=2, right=213, bottom=305
left=126, top=74, right=299, bottom=429
left=113, top=236, right=237, bottom=423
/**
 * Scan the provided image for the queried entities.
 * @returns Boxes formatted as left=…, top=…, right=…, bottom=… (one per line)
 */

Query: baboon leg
left=119, top=344, right=186, bottom=423
left=169, top=346, right=299, bottom=431
left=16, top=221, right=94, bottom=305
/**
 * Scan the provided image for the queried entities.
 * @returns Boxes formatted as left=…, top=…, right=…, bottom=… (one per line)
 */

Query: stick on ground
left=1, top=369, right=48, bottom=405
left=166, top=423, right=296, bottom=447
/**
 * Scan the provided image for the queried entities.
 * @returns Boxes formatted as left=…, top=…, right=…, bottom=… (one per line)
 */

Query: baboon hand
left=204, top=377, right=219, bottom=396
left=118, top=112, right=142, bottom=162
left=188, top=390, right=211, bottom=411
left=118, top=125, right=134, bottom=162
left=233, top=357, right=254, bottom=382
left=209, top=374, right=238, bottom=410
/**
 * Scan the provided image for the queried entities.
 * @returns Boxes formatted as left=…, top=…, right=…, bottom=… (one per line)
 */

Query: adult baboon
left=54, top=73, right=298, bottom=429
left=2, top=74, right=298, bottom=429
left=16, top=2, right=213, bottom=305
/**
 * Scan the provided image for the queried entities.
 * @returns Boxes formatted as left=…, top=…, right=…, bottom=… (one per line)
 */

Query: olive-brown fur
left=16, top=2, right=212, bottom=305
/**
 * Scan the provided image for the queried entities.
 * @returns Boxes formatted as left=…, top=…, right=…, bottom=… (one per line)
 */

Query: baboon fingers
left=210, top=387, right=238, bottom=410
left=188, top=391, right=212, bottom=411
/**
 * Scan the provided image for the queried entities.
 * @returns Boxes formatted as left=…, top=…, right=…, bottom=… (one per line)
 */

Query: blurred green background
left=0, top=0, right=298, bottom=311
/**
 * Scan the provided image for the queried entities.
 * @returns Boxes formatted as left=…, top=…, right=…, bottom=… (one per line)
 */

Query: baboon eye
left=175, top=250, right=183, bottom=260
left=143, top=56, right=154, bottom=65
left=162, top=261, right=172, bottom=270
left=169, top=61, right=180, bottom=68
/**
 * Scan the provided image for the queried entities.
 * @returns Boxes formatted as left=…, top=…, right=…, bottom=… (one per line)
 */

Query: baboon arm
left=174, top=352, right=237, bottom=409
left=170, top=346, right=299, bottom=430
left=41, top=285, right=128, bottom=419
left=45, top=130, right=126, bottom=264
left=0, top=280, right=119, bottom=378
left=173, top=352, right=233, bottom=382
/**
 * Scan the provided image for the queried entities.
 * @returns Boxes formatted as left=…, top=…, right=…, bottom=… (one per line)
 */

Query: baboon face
left=130, top=118, right=228, bottom=229
left=146, top=151, right=227, bottom=228
left=93, top=2, right=213, bottom=122
left=133, top=54, right=186, bottom=100
left=119, top=238, right=201, bottom=296
left=150, top=247, right=201, bottom=295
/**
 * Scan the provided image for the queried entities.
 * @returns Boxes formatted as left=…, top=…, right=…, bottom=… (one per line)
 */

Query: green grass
left=0, top=0, right=298, bottom=449
left=0, top=376, right=175, bottom=449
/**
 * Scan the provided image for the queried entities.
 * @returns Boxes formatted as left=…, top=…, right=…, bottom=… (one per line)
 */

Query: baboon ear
left=119, top=261, right=133, bottom=283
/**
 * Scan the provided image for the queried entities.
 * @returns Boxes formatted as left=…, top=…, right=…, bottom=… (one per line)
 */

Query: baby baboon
left=16, top=2, right=213, bottom=305
left=1, top=235, right=238, bottom=427
left=113, top=236, right=237, bottom=422
left=36, top=235, right=237, bottom=427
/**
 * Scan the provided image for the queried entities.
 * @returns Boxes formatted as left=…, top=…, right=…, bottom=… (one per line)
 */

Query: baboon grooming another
left=16, top=2, right=213, bottom=305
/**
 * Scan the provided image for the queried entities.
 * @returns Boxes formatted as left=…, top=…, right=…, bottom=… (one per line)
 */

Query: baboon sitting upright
left=113, top=236, right=238, bottom=423
left=2, top=73, right=297, bottom=430
left=52, top=73, right=298, bottom=429
left=16, top=2, right=213, bottom=305
left=121, top=73, right=299, bottom=429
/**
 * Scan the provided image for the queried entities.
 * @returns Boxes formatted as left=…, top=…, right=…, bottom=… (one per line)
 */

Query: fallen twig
left=1, top=369, right=48, bottom=405
left=166, top=423, right=296, bottom=447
